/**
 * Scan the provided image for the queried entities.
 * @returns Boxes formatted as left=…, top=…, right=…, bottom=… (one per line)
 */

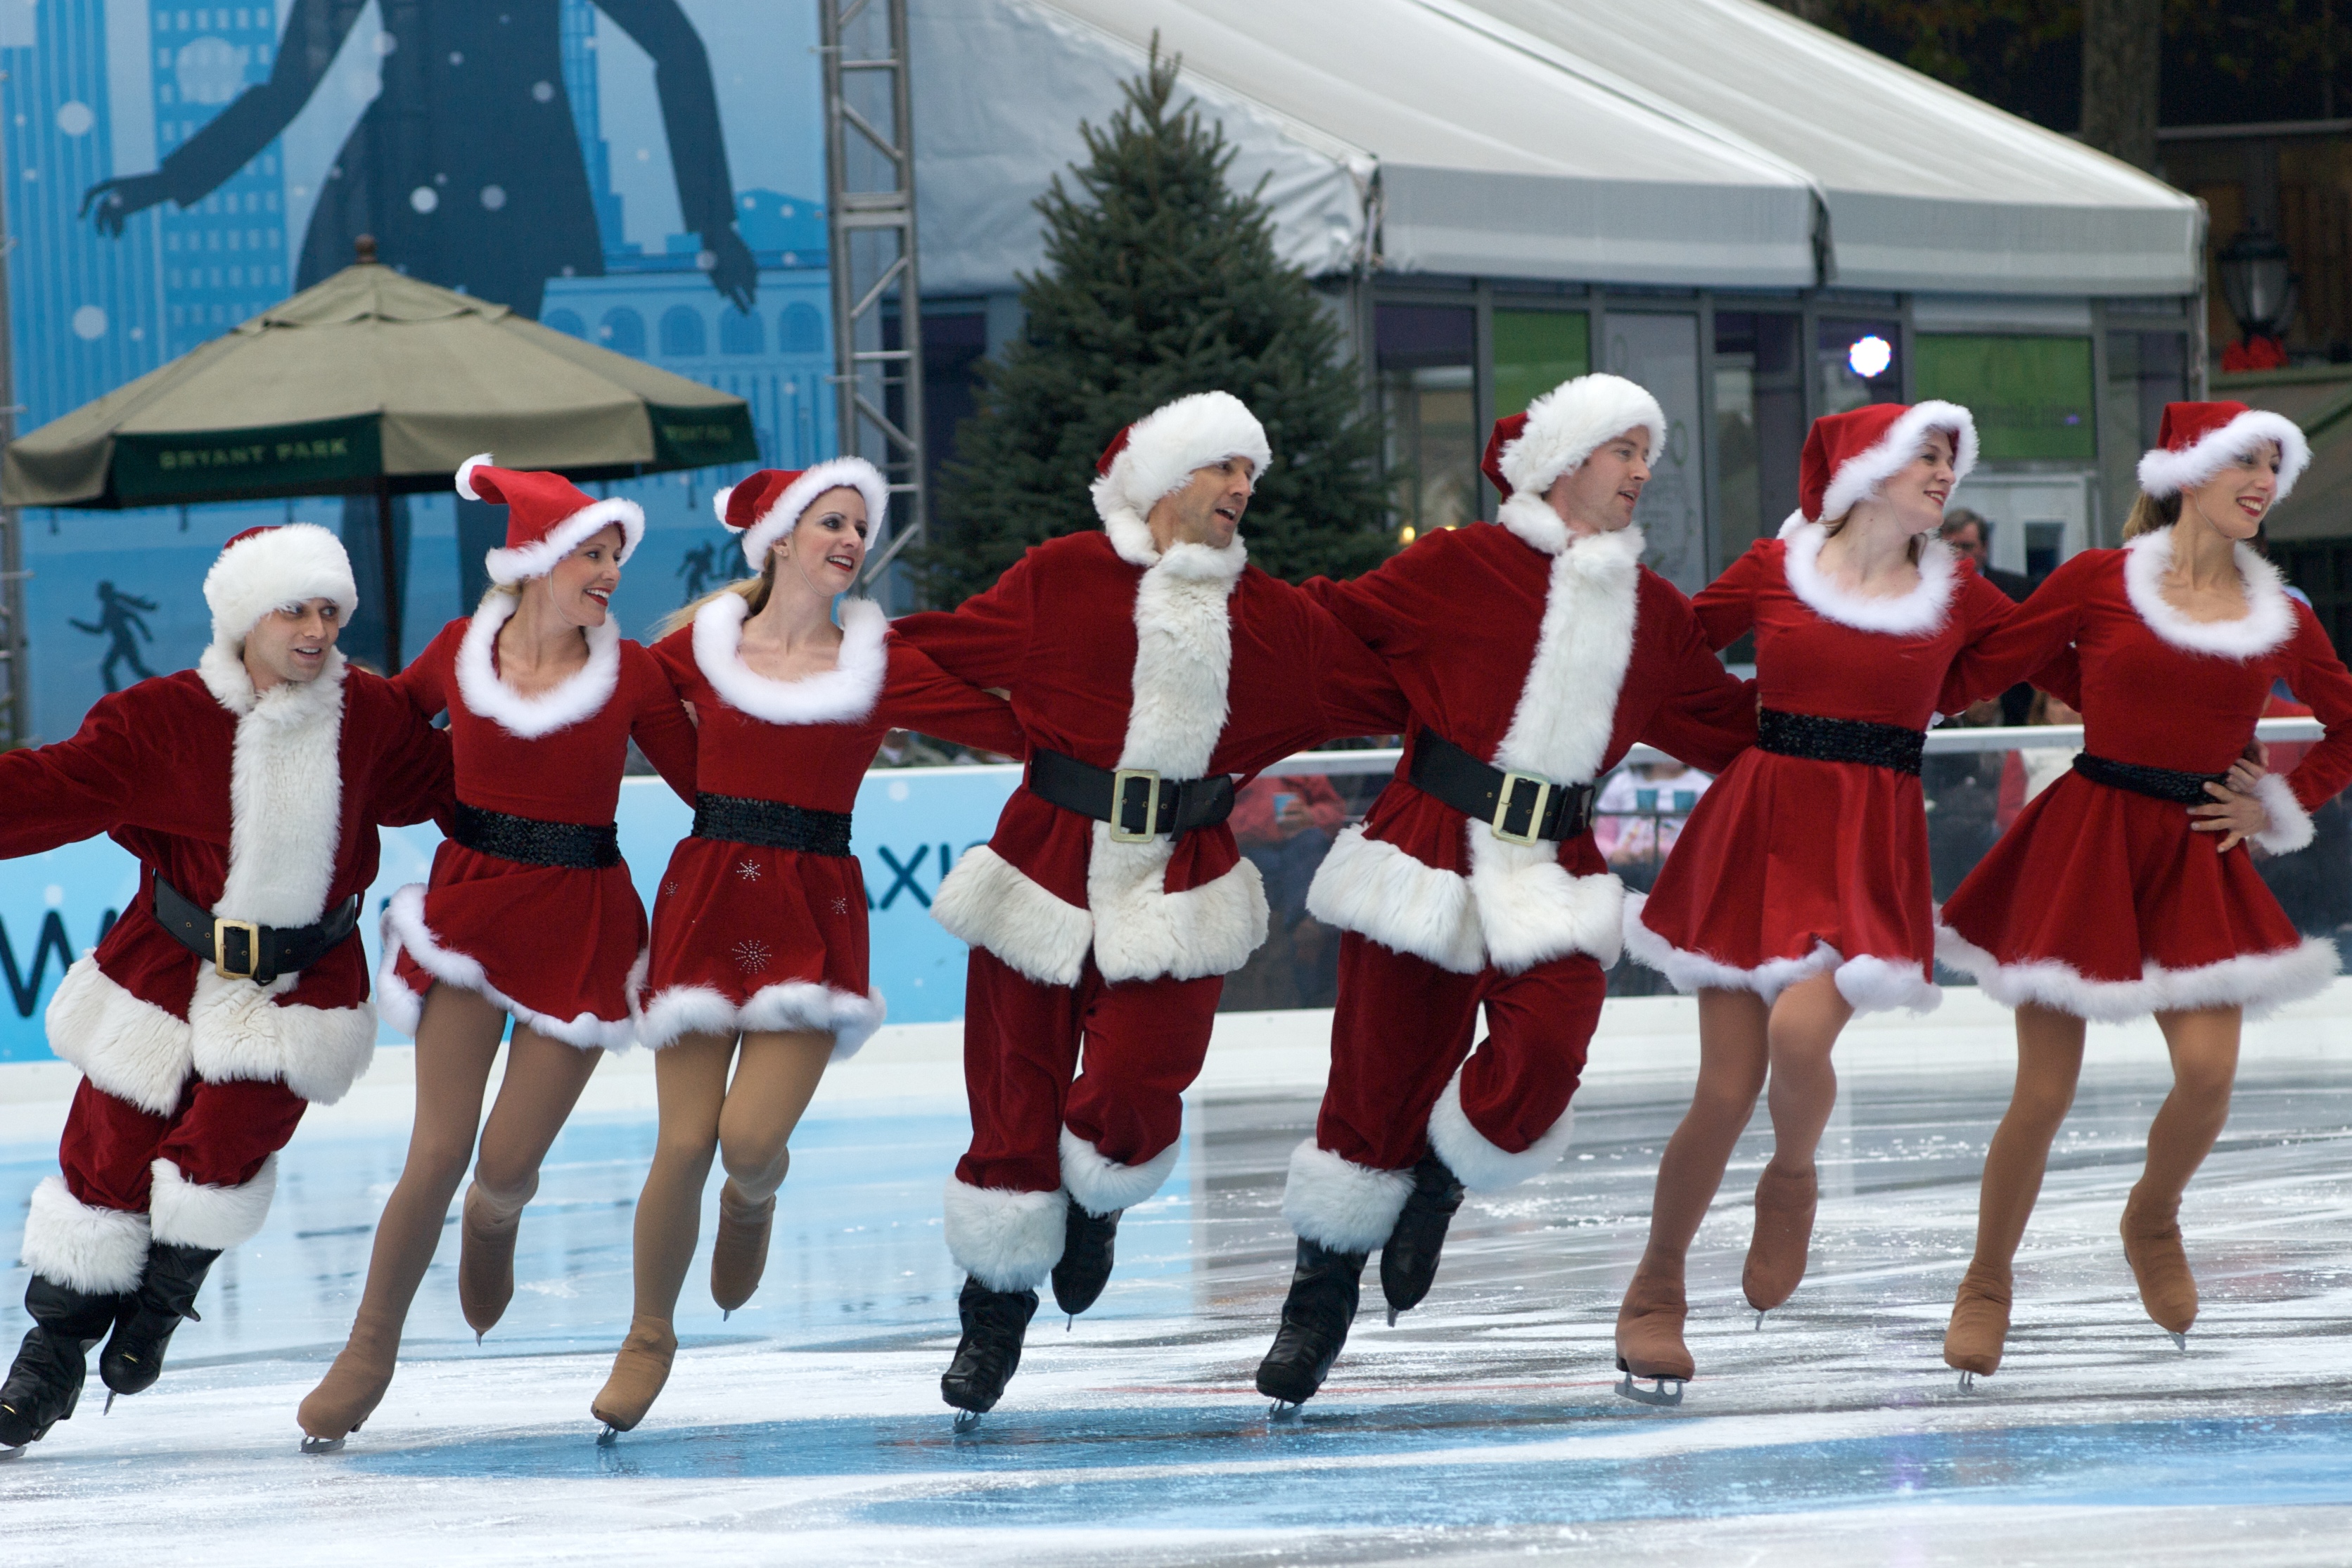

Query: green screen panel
left=1914, top=334, right=2096, bottom=462
left=1493, top=309, right=1592, bottom=418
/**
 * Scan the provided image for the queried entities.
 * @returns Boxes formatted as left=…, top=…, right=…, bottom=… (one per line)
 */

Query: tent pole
left=377, top=481, right=402, bottom=671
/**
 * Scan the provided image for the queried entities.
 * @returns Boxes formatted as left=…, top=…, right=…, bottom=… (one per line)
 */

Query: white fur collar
left=195, top=643, right=347, bottom=930
left=1777, top=515, right=1957, bottom=636
left=691, top=594, right=888, bottom=726
left=454, top=590, right=622, bottom=738
left=1100, top=506, right=1251, bottom=584
left=1493, top=525, right=1642, bottom=785
left=2121, top=528, right=2294, bottom=660
left=198, top=642, right=347, bottom=717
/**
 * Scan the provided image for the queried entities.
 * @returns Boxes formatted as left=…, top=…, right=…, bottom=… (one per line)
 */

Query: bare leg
left=2122, top=1005, right=2241, bottom=1337
left=298, top=983, right=507, bottom=1441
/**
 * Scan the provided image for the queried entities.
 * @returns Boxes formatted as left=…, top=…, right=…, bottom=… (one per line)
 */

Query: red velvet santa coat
left=1625, top=520, right=2014, bottom=1013
left=634, top=596, right=1027, bottom=1057
left=1936, top=530, right=2352, bottom=1019
left=1301, top=505, right=1756, bottom=977
left=893, top=525, right=1406, bottom=989
left=378, top=596, right=698, bottom=1048
left=0, top=649, right=451, bottom=1116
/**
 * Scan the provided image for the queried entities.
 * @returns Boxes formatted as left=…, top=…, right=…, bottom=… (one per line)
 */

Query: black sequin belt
left=2071, top=752, right=2230, bottom=805
left=1756, top=707, right=1925, bottom=776
left=691, top=792, right=855, bottom=857
left=451, top=802, right=621, bottom=869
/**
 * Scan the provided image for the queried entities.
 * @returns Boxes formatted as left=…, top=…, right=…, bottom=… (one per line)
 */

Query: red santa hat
left=1799, top=401, right=1979, bottom=524
left=2136, top=401, right=2311, bottom=502
left=455, top=454, right=644, bottom=585
left=1481, top=374, right=1667, bottom=499
left=202, top=522, right=358, bottom=652
left=710, top=457, right=889, bottom=572
left=1090, top=390, right=1272, bottom=527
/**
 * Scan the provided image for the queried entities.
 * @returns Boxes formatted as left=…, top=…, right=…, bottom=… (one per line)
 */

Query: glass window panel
left=1818, top=316, right=1902, bottom=414
left=2108, top=330, right=2187, bottom=450
left=1493, top=308, right=1590, bottom=418
left=1915, top=334, right=2097, bottom=461
left=1604, top=311, right=1707, bottom=591
left=1713, top=311, right=1804, bottom=563
left=1376, top=304, right=1477, bottom=537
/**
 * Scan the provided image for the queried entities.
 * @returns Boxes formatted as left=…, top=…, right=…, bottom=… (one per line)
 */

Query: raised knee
left=2171, top=1063, right=2235, bottom=1107
left=719, top=1133, right=789, bottom=1193
left=468, top=1158, right=540, bottom=1209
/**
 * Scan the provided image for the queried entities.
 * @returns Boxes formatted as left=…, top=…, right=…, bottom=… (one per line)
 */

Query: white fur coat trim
left=188, top=967, right=378, bottom=1105
left=692, top=593, right=888, bottom=726
left=2252, top=771, right=2318, bottom=854
left=379, top=884, right=643, bottom=1050
left=148, top=1154, right=278, bottom=1250
left=1306, top=826, right=1486, bottom=974
left=44, top=956, right=193, bottom=1117
left=1778, top=518, right=1959, bottom=636
left=1427, top=1072, right=1575, bottom=1193
left=634, top=979, right=887, bottom=1061
left=454, top=591, right=623, bottom=738
left=1497, top=374, right=1668, bottom=499
left=931, top=844, right=1094, bottom=987
left=1281, top=1138, right=1414, bottom=1253
left=1060, top=1126, right=1182, bottom=1217
left=1938, top=923, right=2339, bottom=1023
left=1816, top=400, right=1981, bottom=522
left=19, top=1176, right=152, bottom=1294
left=199, top=644, right=348, bottom=927
left=942, top=1177, right=1067, bottom=1292
left=1495, top=494, right=1571, bottom=555
left=2137, top=409, right=2311, bottom=501
left=1621, top=892, right=1941, bottom=1015
left=2119, top=529, right=2294, bottom=660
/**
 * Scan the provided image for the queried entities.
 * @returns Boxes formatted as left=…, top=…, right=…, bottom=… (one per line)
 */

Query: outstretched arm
left=0, top=692, right=154, bottom=856
left=595, top=0, right=756, bottom=310
left=1639, top=593, right=1758, bottom=775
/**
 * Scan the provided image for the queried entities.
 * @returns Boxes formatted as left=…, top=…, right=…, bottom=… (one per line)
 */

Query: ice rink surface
left=3, top=991, right=2349, bottom=1566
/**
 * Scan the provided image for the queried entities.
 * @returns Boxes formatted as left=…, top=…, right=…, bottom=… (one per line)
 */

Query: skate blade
left=1614, top=1371, right=1685, bottom=1408
left=1386, top=1307, right=1398, bottom=1328
left=1267, top=1399, right=1305, bottom=1422
left=0, top=1444, right=25, bottom=1462
left=104, top=1391, right=115, bottom=1415
left=298, top=1435, right=346, bottom=1455
left=1956, top=1370, right=1979, bottom=1394
left=951, top=1410, right=984, bottom=1434
left=596, top=1424, right=620, bottom=1447
left=1066, top=1316, right=1073, bottom=1333
left=1753, top=1310, right=1767, bottom=1331
left=2168, top=1330, right=2188, bottom=1353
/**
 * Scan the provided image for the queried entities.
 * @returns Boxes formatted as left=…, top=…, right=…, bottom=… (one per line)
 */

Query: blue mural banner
left=0, top=765, right=1021, bottom=1064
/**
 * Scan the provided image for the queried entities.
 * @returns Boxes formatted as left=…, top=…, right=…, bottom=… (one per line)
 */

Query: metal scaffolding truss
left=820, top=0, right=926, bottom=604
left=0, top=114, right=25, bottom=748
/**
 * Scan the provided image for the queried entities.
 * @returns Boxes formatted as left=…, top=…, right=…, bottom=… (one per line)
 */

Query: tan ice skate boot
left=297, top=1309, right=400, bottom=1453
left=710, top=1182, right=776, bottom=1316
left=1613, top=1260, right=1693, bottom=1406
left=1943, top=1266, right=2013, bottom=1387
left=1742, top=1163, right=1817, bottom=1316
left=458, top=1181, right=528, bottom=1339
left=590, top=1315, right=678, bottom=1439
left=2120, top=1183, right=2197, bottom=1347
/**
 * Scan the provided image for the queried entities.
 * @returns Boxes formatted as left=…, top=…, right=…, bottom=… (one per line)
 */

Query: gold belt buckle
left=213, top=917, right=262, bottom=981
left=1490, top=771, right=1553, bottom=847
left=1108, top=767, right=1163, bottom=843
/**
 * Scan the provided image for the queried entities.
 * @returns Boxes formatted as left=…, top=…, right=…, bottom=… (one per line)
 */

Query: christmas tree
left=923, top=43, right=1388, bottom=605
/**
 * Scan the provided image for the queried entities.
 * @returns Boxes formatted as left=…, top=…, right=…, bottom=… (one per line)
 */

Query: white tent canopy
left=909, top=0, right=2199, bottom=299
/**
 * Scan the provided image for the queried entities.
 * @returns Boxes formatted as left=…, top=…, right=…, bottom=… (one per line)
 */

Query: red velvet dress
left=378, top=596, right=698, bottom=1048
left=1626, top=521, right=2014, bottom=1013
left=635, top=596, right=1025, bottom=1058
left=1936, top=532, right=2352, bottom=1019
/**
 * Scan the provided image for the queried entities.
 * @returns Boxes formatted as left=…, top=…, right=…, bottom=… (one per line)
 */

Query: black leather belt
left=2072, top=752, right=2230, bottom=805
left=451, top=800, right=621, bottom=869
left=1408, top=728, right=1597, bottom=844
left=1026, top=747, right=1235, bottom=841
left=1757, top=707, right=1925, bottom=776
left=692, top=792, right=855, bottom=856
left=152, top=875, right=360, bottom=987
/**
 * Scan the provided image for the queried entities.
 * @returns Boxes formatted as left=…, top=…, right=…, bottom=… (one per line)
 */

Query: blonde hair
left=2121, top=489, right=2182, bottom=541
left=656, top=548, right=779, bottom=638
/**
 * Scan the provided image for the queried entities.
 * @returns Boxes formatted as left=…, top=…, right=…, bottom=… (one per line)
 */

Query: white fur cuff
left=148, top=1155, right=278, bottom=1250
left=2252, top=771, right=2317, bottom=854
left=942, top=1178, right=1067, bottom=1292
left=20, top=1176, right=152, bottom=1294
left=1059, top=1127, right=1181, bottom=1216
left=1426, top=1072, right=1574, bottom=1192
left=1280, top=1138, right=1414, bottom=1254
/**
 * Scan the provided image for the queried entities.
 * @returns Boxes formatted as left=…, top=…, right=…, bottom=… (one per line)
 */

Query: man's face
left=1146, top=456, right=1255, bottom=552
left=1545, top=428, right=1651, bottom=535
left=243, top=598, right=342, bottom=691
left=1945, top=520, right=1987, bottom=565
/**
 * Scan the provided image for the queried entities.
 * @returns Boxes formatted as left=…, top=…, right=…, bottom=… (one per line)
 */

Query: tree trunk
left=2081, top=0, right=2162, bottom=172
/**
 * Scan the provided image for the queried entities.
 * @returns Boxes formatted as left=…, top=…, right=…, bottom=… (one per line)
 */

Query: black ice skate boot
left=1050, top=1203, right=1120, bottom=1320
left=99, top=1242, right=220, bottom=1400
left=0, top=1275, right=122, bottom=1452
left=1255, top=1240, right=1368, bottom=1413
left=940, top=1277, right=1040, bottom=1427
left=1378, top=1151, right=1465, bottom=1324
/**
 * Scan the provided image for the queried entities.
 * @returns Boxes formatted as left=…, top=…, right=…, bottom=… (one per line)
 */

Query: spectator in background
left=875, top=728, right=957, bottom=767
left=1593, top=758, right=1712, bottom=891
left=1940, top=510, right=2035, bottom=602
left=1994, top=689, right=2083, bottom=834
left=1233, top=773, right=1346, bottom=931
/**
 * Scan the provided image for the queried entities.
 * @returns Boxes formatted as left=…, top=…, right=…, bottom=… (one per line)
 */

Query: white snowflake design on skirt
left=831, top=896, right=851, bottom=915
left=731, top=939, right=773, bottom=975
left=735, top=859, right=764, bottom=882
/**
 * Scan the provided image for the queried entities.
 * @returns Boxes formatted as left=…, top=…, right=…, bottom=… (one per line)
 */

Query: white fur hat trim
left=203, top=522, right=359, bottom=652
left=1815, top=400, right=1980, bottom=524
left=2136, top=410, right=2312, bottom=503
left=1090, top=390, right=1272, bottom=526
left=714, top=456, right=890, bottom=572
left=1498, top=374, right=1667, bottom=498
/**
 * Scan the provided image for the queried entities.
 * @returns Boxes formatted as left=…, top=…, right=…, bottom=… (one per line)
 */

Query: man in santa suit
left=0, top=525, right=452, bottom=1452
left=1253, top=374, right=1758, bottom=1407
left=893, top=390, right=1405, bottom=1421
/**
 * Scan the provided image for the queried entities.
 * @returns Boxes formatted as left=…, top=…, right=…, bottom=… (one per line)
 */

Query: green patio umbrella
left=1, top=238, right=758, bottom=667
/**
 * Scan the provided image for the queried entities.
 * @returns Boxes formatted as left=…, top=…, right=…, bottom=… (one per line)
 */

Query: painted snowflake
left=830, top=897, right=850, bottom=916
left=735, top=859, right=764, bottom=882
left=662, top=880, right=679, bottom=899
left=731, top=939, right=773, bottom=975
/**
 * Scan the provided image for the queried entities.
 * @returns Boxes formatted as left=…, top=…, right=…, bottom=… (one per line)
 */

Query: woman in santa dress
left=587, top=463, right=1024, bottom=1437
left=1934, top=401, right=2352, bottom=1381
left=297, top=459, right=698, bottom=1449
left=1613, top=401, right=2016, bottom=1395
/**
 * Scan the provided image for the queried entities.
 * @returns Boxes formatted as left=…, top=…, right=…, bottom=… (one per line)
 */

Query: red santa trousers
left=59, top=1075, right=307, bottom=1216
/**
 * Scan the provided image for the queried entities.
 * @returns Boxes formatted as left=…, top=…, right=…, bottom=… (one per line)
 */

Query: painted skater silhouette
left=82, top=0, right=754, bottom=321
left=676, top=541, right=720, bottom=604
left=68, top=582, right=159, bottom=693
